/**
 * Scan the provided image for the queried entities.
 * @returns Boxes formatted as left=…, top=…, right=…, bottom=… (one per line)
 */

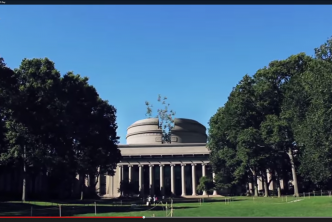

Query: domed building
left=98, top=118, right=218, bottom=197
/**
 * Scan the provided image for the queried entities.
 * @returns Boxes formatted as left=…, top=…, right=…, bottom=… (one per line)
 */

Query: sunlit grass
left=1, top=196, right=332, bottom=217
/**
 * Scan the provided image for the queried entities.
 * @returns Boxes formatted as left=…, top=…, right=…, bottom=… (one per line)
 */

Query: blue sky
left=1, top=5, right=331, bottom=144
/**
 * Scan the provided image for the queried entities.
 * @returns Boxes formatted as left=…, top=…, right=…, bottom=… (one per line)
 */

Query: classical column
left=118, top=165, right=123, bottom=196
left=181, top=164, right=186, bottom=196
left=258, top=177, right=263, bottom=190
left=170, top=164, right=175, bottom=196
left=106, top=175, right=110, bottom=195
left=121, top=166, right=124, bottom=182
left=267, top=170, right=274, bottom=191
left=212, top=172, right=217, bottom=195
left=192, top=164, right=197, bottom=196
left=96, top=167, right=101, bottom=195
left=202, top=163, right=207, bottom=195
left=118, top=165, right=123, bottom=183
left=160, top=164, right=165, bottom=196
left=248, top=182, right=253, bottom=195
left=138, top=165, right=144, bottom=196
left=128, top=165, right=132, bottom=183
left=149, top=164, right=154, bottom=196
left=280, top=179, right=284, bottom=189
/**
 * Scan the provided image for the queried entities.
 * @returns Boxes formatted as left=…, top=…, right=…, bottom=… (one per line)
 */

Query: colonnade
left=118, top=163, right=217, bottom=196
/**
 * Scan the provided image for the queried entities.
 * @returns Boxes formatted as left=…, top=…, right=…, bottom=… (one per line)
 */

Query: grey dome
left=126, top=118, right=207, bottom=144
left=170, top=118, right=207, bottom=143
left=126, top=118, right=162, bottom=144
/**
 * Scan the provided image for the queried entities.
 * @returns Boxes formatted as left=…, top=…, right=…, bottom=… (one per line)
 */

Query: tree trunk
left=276, top=178, right=281, bottom=198
left=251, top=169, right=258, bottom=197
left=89, top=173, right=97, bottom=197
left=80, top=174, right=85, bottom=201
left=262, top=173, right=269, bottom=197
left=22, top=145, right=26, bottom=202
left=275, top=171, right=281, bottom=197
left=70, top=177, right=75, bottom=198
left=248, top=174, right=253, bottom=195
left=267, top=170, right=274, bottom=188
left=31, top=174, right=36, bottom=199
left=283, top=173, right=289, bottom=194
left=288, top=148, right=299, bottom=197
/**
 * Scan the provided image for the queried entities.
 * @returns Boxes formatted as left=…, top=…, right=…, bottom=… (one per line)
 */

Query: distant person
left=147, top=196, right=152, bottom=206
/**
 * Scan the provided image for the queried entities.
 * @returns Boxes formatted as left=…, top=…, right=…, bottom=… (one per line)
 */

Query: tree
left=197, top=176, right=215, bottom=196
left=145, top=94, right=176, bottom=143
left=208, top=54, right=313, bottom=198
left=295, top=37, right=332, bottom=186
left=58, top=72, right=121, bottom=200
left=208, top=75, right=269, bottom=197
left=315, top=36, right=332, bottom=62
left=2, top=58, right=62, bottom=201
left=290, top=58, right=332, bottom=185
left=0, top=57, right=122, bottom=201
left=269, top=53, right=314, bottom=197
left=118, top=180, right=136, bottom=197
left=208, top=107, right=241, bottom=194
left=0, top=58, right=18, bottom=167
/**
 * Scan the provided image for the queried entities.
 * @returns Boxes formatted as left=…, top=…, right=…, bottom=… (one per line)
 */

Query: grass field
left=1, top=196, right=332, bottom=217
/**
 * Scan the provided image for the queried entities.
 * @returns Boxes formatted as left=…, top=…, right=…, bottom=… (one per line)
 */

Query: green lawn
left=1, top=196, right=332, bottom=217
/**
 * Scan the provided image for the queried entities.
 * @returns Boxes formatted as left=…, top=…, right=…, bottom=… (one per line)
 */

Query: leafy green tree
left=145, top=94, right=176, bottom=143
left=208, top=75, right=269, bottom=196
left=197, top=176, right=215, bottom=196
left=208, top=107, right=242, bottom=194
left=0, top=57, right=121, bottom=200
left=0, top=58, right=18, bottom=166
left=57, top=72, right=121, bottom=200
left=209, top=54, right=313, bottom=197
left=291, top=58, right=332, bottom=185
left=1, top=58, right=62, bottom=201
left=315, top=36, right=332, bottom=62
left=272, top=54, right=313, bottom=197
left=297, top=37, right=332, bottom=187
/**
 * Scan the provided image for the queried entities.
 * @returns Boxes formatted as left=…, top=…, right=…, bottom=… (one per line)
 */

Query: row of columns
left=118, top=163, right=217, bottom=196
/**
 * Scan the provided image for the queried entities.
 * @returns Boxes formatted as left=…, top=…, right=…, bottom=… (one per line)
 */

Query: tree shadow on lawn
left=0, top=202, right=197, bottom=217
left=170, top=198, right=245, bottom=204
left=30, top=197, right=244, bottom=206
left=40, top=198, right=145, bottom=206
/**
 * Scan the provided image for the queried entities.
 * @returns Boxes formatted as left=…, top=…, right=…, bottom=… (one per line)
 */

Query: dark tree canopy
left=0, top=57, right=121, bottom=200
left=208, top=38, right=332, bottom=197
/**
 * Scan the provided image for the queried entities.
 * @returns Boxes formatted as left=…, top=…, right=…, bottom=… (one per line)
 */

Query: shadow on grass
left=0, top=195, right=243, bottom=216
left=169, top=198, right=245, bottom=204
left=11, top=197, right=243, bottom=206
left=0, top=202, right=197, bottom=217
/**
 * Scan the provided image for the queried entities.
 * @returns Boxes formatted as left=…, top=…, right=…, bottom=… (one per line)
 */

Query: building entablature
left=122, top=154, right=209, bottom=158
left=117, top=160, right=210, bottom=167
left=118, top=143, right=210, bottom=157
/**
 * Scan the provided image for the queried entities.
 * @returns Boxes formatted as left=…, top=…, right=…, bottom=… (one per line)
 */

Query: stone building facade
left=98, top=118, right=218, bottom=197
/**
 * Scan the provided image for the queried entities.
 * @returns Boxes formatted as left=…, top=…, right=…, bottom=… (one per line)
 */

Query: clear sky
left=1, top=5, right=331, bottom=144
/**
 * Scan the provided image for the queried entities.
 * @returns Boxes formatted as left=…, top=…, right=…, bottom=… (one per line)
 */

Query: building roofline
left=118, top=143, right=207, bottom=148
